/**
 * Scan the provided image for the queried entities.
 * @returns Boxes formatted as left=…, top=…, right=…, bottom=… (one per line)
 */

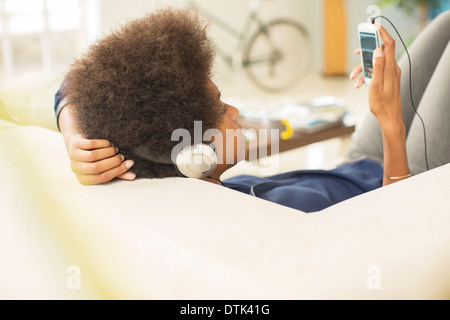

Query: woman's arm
left=351, top=25, right=410, bottom=186
left=58, top=103, right=136, bottom=185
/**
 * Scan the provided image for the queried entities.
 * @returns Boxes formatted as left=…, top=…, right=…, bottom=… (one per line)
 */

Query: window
left=0, top=0, right=97, bottom=83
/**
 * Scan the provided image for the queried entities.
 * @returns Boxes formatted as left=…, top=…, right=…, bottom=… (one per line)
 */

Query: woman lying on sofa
left=54, top=9, right=450, bottom=212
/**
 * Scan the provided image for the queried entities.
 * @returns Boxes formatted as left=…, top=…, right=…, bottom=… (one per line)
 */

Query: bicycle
left=187, top=0, right=312, bottom=92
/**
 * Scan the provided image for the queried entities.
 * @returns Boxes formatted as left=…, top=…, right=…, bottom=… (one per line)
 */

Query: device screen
left=360, top=32, right=377, bottom=78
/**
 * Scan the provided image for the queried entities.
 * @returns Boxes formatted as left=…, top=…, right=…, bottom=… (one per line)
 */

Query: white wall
left=95, top=0, right=424, bottom=74
left=96, top=0, right=322, bottom=73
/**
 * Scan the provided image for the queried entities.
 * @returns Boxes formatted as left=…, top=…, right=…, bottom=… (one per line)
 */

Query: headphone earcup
left=176, top=144, right=218, bottom=178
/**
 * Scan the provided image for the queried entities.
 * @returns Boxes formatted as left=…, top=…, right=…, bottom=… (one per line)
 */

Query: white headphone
left=175, top=144, right=218, bottom=179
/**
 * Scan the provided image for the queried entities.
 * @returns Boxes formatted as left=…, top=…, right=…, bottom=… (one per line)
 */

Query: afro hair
left=63, top=8, right=222, bottom=178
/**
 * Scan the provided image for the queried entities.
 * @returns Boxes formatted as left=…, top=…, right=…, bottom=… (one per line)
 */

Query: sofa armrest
left=1, top=121, right=449, bottom=299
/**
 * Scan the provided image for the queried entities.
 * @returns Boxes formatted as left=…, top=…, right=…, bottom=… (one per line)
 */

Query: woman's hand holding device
left=351, top=23, right=410, bottom=185
left=351, top=24, right=403, bottom=133
left=368, top=25, right=403, bottom=128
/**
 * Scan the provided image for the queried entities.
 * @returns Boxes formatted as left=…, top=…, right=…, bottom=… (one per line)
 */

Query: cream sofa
left=1, top=77, right=450, bottom=299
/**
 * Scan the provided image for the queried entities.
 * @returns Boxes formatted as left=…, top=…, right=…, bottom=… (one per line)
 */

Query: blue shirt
left=223, top=159, right=383, bottom=213
left=54, top=83, right=68, bottom=130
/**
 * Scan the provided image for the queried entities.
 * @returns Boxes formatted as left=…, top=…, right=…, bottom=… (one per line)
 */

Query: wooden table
left=240, top=117, right=355, bottom=161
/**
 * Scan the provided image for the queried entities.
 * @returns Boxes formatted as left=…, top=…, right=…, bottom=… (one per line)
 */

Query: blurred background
left=1, top=0, right=448, bottom=173
left=1, top=0, right=448, bottom=82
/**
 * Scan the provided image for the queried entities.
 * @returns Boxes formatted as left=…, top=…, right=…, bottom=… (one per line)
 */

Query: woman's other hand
left=67, top=134, right=135, bottom=185
left=59, top=104, right=136, bottom=185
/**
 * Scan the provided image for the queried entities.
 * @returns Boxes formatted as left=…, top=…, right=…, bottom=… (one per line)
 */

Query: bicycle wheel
left=243, top=19, right=312, bottom=92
